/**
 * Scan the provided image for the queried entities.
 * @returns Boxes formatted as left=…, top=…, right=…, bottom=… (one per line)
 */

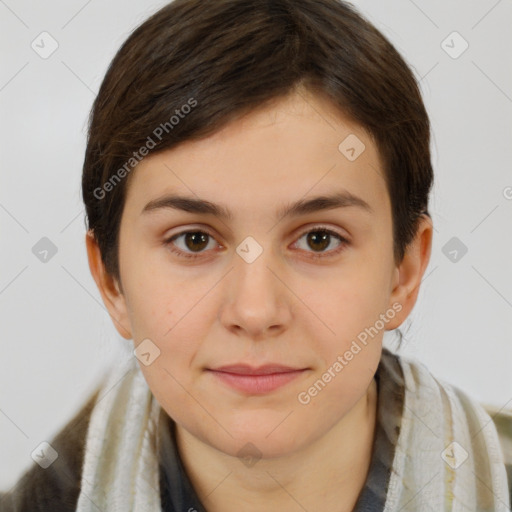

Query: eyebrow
left=141, top=191, right=373, bottom=220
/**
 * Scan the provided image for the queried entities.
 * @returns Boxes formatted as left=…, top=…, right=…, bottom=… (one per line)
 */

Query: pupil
left=308, top=231, right=329, bottom=251
left=185, top=232, right=208, bottom=252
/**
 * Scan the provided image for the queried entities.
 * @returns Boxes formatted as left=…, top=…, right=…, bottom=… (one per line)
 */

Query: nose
left=217, top=247, right=292, bottom=340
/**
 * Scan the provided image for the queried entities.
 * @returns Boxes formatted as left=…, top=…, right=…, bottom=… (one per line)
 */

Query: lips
left=207, top=364, right=308, bottom=394
left=212, top=364, right=302, bottom=375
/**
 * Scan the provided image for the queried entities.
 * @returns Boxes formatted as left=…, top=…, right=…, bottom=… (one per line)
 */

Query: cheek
left=123, top=257, right=187, bottom=340
left=298, top=280, right=383, bottom=404
left=306, top=269, right=389, bottom=339
left=124, top=253, right=220, bottom=334
left=138, top=357, right=202, bottom=435
left=297, top=266, right=391, bottom=396
left=126, top=275, right=217, bottom=371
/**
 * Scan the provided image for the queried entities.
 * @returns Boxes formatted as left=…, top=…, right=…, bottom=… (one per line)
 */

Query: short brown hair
left=82, top=0, right=433, bottom=284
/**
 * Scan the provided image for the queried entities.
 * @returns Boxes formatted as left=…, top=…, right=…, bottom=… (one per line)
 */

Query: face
left=101, top=90, right=409, bottom=459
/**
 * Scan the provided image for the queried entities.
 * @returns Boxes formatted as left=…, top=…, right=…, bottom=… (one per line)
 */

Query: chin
left=208, top=415, right=317, bottom=461
left=220, top=434, right=305, bottom=462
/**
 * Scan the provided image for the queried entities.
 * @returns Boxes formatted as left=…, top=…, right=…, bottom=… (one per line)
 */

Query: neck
left=175, top=378, right=378, bottom=512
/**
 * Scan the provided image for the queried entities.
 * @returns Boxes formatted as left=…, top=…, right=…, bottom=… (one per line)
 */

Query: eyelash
left=164, top=226, right=350, bottom=261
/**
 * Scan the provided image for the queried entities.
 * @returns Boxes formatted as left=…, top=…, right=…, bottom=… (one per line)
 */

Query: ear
left=386, top=215, right=433, bottom=329
left=85, top=230, right=133, bottom=340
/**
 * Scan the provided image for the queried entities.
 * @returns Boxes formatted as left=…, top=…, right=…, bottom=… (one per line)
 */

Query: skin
left=86, top=88, right=432, bottom=511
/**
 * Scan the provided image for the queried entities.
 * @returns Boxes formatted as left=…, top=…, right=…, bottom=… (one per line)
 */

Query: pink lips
left=207, top=364, right=308, bottom=394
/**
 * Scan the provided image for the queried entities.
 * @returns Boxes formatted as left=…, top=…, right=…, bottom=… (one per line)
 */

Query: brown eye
left=165, top=230, right=218, bottom=259
left=306, top=231, right=331, bottom=252
left=182, top=232, right=210, bottom=252
left=294, top=227, right=349, bottom=258
left=165, top=226, right=349, bottom=262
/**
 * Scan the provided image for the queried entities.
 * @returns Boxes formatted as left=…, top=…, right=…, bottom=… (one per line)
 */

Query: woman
left=2, top=0, right=511, bottom=510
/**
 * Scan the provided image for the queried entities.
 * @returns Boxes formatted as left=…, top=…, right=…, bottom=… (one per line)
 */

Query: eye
left=164, top=226, right=350, bottom=261
left=165, top=230, right=219, bottom=260
left=293, top=226, right=349, bottom=258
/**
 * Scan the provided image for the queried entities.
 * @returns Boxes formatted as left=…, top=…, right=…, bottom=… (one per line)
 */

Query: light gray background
left=1, top=0, right=511, bottom=491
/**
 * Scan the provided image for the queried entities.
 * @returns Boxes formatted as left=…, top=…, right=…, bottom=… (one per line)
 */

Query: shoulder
left=382, top=348, right=512, bottom=503
left=0, top=387, right=100, bottom=512
left=482, top=403, right=512, bottom=497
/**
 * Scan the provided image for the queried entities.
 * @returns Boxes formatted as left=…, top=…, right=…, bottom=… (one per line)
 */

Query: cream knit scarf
left=76, top=352, right=510, bottom=511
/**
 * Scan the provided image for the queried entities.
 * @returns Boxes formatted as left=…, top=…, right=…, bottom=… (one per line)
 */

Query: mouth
left=206, top=364, right=309, bottom=394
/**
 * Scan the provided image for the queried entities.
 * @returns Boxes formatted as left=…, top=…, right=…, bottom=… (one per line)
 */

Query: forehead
left=123, top=91, right=390, bottom=223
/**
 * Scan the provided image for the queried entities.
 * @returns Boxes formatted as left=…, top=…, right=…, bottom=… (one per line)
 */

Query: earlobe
left=386, top=215, right=433, bottom=330
left=85, top=230, right=133, bottom=340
